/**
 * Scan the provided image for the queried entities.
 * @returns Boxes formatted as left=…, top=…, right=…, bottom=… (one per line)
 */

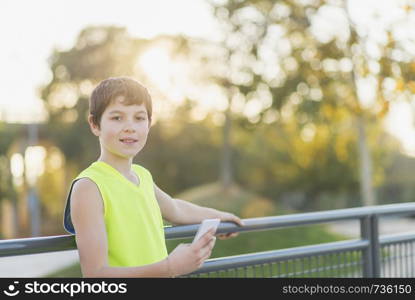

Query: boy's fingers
left=217, top=234, right=226, bottom=240
left=201, top=250, right=212, bottom=262
left=193, top=228, right=215, bottom=249
left=209, top=236, right=216, bottom=248
left=202, top=238, right=215, bottom=255
left=217, top=232, right=239, bottom=240
left=200, top=237, right=216, bottom=260
left=223, top=214, right=244, bottom=227
left=233, top=216, right=244, bottom=227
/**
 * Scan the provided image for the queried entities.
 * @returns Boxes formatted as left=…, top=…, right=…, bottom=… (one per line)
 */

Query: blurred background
left=1, top=0, right=415, bottom=276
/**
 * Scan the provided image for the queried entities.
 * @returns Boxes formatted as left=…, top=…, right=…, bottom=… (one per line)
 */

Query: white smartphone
left=192, top=218, right=221, bottom=243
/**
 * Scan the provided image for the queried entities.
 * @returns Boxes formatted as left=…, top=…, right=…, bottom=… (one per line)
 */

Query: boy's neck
left=97, top=154, right=133, bottom=176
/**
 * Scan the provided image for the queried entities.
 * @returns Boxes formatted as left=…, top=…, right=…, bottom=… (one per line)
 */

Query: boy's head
left=89, top=77, right=152, bottom=129
left=88, top=77, right=153, bottom=160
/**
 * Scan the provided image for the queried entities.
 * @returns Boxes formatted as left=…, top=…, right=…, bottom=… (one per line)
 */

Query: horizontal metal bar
left=0, top=235, right=76, bottom=257
left=190, top=239, right=369, bottom=275
left=379, top=232, right=415, bottom=245
left=2, top=203, right=415, bottom=257
left=165, top=203, right=415, bottom=239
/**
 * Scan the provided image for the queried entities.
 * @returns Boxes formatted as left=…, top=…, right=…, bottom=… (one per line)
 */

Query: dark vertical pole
left=27, top=123, right=40, bottom=237
left=360, top=215, right=380, bottom=277
left=371, top=216, right=381, bottom=277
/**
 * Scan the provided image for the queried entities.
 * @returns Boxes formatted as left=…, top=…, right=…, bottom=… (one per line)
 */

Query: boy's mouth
left=119, top=138, right=138, bottom=145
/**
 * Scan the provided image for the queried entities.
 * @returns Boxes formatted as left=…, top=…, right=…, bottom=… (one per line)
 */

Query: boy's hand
left=167, top=228, right=216, bottom=277
left=217, top=212, right=244, bottom=240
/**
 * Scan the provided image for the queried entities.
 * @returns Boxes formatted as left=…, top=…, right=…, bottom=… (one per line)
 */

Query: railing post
left=360, top=216, right=372, bottom=277
left=360, top=215, right=381, bottom=277
left=371, top=215, right=381, bottom=277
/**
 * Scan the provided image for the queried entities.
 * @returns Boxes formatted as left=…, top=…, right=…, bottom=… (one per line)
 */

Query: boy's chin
left=106, top=146, right=142, bottom=159
left=110, top=150, right=139, bottom=160
left=120, top=152, right=139, bottom=159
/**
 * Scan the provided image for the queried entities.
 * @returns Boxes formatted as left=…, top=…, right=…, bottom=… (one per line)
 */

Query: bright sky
left=0, top=0, right=220, bottom=122
left=0, top=0, right=415, bottom=155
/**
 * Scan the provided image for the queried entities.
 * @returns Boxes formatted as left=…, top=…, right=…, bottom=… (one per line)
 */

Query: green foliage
left=203, top=0, right=415, bottom=207
left=0, top=155, right=17, bottom=202
left=138, top=108, right=223, bottom=195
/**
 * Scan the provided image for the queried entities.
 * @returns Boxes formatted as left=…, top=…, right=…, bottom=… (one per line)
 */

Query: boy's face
left=89, top=96, right=150, bottom=160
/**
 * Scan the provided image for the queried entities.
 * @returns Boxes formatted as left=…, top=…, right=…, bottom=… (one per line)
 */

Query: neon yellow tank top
left=63, top=161, right=168, bottom=267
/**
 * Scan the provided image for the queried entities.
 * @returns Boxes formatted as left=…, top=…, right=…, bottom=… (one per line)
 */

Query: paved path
left=327, top=216, right=415, bottom=238
left=0, top=250, right=79, bottom=278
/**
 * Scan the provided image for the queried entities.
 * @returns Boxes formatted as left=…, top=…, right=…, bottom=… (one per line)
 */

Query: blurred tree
left=204, top=0, right=414, bottom=207
left=138, top=100, right=223, bottom=194
left=37, top=3, right=413, bottom=214
left=0, top=125, right=18, bottom=197
left=341, top=1, right=415, bottom=206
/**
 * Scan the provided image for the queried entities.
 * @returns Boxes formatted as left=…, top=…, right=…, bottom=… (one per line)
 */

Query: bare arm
left=154, top=183, right=244, bottom=229
left=71, top=178, right=215, bottom=277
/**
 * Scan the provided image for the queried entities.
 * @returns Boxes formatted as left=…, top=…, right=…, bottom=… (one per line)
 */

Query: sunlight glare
left=385, top=100, right=415, bottom=157
left=10, top=153, right=24, bottom=187
left=24, top=146, right=46, bottom=186
left=138, top=47, right=172, bottom=92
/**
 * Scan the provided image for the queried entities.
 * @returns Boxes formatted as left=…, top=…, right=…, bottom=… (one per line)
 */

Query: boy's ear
left=88, top=114, right=100, bottom=136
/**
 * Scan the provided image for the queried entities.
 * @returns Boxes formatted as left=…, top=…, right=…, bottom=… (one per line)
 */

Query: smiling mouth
left=119, top=138, right=138, bottom=144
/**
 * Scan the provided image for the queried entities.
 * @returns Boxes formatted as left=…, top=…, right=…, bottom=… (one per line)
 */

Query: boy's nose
left=123, top=126, right=136, bottom=133
left=122, top=122, right=136, bottom=132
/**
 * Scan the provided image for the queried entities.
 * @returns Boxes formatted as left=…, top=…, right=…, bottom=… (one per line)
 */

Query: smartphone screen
left=192, top=218, right=220, bottom=243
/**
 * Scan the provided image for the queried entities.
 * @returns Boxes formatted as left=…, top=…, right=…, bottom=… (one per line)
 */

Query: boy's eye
left=111, top=116, right=146, bottom=121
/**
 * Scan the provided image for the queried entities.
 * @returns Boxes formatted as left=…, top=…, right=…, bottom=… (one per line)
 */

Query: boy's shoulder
left=76, top=162, right=102, bottom=177
left=72, top=177, right=100, bottom=196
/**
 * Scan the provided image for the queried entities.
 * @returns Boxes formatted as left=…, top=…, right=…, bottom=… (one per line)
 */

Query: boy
left=63, top=77, right=243, bottom=277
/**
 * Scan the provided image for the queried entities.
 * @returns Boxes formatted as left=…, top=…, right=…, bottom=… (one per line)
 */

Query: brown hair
left=89, top=77, right=152, bottom=128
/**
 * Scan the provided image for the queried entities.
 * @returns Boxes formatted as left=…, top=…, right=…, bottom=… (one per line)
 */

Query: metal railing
left=1, top=203, right=415, bottom=277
